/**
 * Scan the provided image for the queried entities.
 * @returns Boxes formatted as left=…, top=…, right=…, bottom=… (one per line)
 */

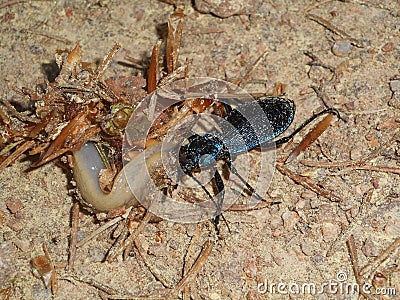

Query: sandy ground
left=1, top=0, right=400, bottom=299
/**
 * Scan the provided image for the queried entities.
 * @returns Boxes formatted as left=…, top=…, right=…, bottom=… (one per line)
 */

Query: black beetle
left=178, top=97, right=338, bottom=233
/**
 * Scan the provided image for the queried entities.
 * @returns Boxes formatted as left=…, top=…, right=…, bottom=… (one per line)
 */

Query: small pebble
left=371, top=179, right=379, bottom=189
left=13, top=238, right=31, bottom=252
left=348, top=205, right=360, bottom=218
left=229, top=290, right=243, bottom=300
left=384, top=219, right=400, bottom=235
left=5, top=199, right=23, bottom=214
left=310, top=200, right=320, bottom=209
left=147, top=244, right=167, bottom=257
left=194, top=0, right=260, bottom=18
left=271, top=250, right=285, bottom=266
left=168, top=239, right=179, bottom=250
left=365, top=132, right=375, bottom=141
left=269, top=215, right=282, bottom=230
left=361, top=238, right=380, bottom=257
left=300, top=241, right=314, bottom=256
left=334, top=82, right=347, bottom=94
left=321, top=222, right=340, bottom=241
left=243, top=261, right=258, bottom=277
left=295, top=199, right=307, bottom=210
left=355, top=183, right=370, bottom=195
left=186, top=223, right=197, bottom=237
left=377, top=176, right=388, bottom=188
left=299, top=87, right=314, bottom=95
left=390, top=79, right=400, bottom=94
left=301, top=190, right=317, bottom=200
left=381, top=41, right=394, bottom=52
left=331, top=40, right=352, bottom=57
left=378, top=117, right=397, bottom=130
left=137, top=235, right=149, bottom=253
left=272, top=229, right=283, bottom=237
left=0, top=242, right=17, bottom=283
left=32, top=283, right=52, bottom=298
left=29, top=45, right=45, bottom=55
left=282, top=211, right=300, bottom=231
left=6, top=218, right=24, bottom=232
left=316, top=204, right=337, bottom=223
left=350, top=148, right=363, bottom=160
left=372, top=272, right=387, bottom=289
left=365, top=132, right=379, bottom=147
left=344, top=101, right=355, bottom=110
left=368, top=217, right=381, bottom=229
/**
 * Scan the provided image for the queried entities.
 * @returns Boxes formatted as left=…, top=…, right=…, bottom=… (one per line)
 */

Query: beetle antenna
left=273, top=108, right=340, bottom=147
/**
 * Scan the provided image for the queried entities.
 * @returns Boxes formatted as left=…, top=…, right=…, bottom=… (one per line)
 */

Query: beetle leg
left=226, top=160, right=269, bottom=203
left=187, top=171, right=230, bottom=235
left=212, top=169, right=225, bottom=235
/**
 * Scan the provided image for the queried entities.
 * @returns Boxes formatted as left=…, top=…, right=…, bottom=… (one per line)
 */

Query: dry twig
left=346, top=235, right=376, bottom=300
left=234, top=50, right=269, bottom=88
left=95, top=43, right=121, bottom=80
left=0, top=140, right=35, bottom=170
left=326, top=189, right=374, bottom=257
left=276, top=160, right=344, bottom=202
left=303, top=0, right=334, bottom=13
left=42, top=243, right=58, bottom=294
left=286, top=113, right=334, bottom=164
left=301, top=128, right=400, bottom=176
left=0, top=0, right=27, bottom=9
left=359, top=237, right=400, bottom=277
left=165, top=240, right=213, bottom=300
left=76, top=215, right=124, bottom=248
left=68, top=202, right=80, bottom=270
left=106, top=210, right=152, bottom=262
left=306, top=13, right=364, bottom=47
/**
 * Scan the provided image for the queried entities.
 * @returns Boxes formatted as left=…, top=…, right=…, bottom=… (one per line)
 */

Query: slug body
left=72, top=141, right=169, bottom=212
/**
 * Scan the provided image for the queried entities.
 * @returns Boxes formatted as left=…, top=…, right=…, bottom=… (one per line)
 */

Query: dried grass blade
left=285, top=113, right=333, bottom=163
left=148, top=41, right=162, bottom=93
left=0, top=140, right=35, bottom=170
